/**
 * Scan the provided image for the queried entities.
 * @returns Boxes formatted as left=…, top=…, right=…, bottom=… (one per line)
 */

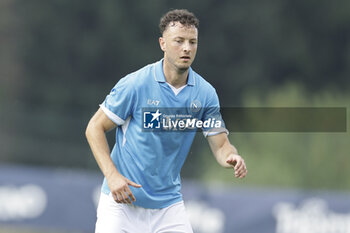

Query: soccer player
left=86, top=9, right=247, bottom=233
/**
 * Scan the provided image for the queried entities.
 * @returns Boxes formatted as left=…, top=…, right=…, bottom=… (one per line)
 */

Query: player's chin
left=177, top=63, right=192, bottom=71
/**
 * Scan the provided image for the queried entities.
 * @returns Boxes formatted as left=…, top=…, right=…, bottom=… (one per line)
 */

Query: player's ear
left=159, top=37, right=166, bottom=52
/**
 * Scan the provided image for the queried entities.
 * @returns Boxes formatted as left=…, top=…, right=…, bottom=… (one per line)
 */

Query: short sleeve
left=202, top=90, right=229, bottom=137
left=100, top=76, right=136, bottom=125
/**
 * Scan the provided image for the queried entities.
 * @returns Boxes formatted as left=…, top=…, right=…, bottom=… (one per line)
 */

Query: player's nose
left=183, top=41, right=191, bottom=53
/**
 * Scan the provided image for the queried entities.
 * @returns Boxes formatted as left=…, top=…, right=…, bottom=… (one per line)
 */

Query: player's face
left=159, top=22, right=198, bottom=72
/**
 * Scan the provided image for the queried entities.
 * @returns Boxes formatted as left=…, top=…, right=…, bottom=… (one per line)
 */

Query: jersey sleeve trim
left=99, top=103, right=125, bottom=125
left=203, top=127, right=229, bottom=137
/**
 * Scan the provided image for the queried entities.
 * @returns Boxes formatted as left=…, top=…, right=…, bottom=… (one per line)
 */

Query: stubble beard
left=164, top=55, right=193, bottom=74
left=176, top=60, right=193, bottom=73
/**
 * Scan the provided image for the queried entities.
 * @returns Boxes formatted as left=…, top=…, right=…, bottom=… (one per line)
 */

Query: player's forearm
left=85, top=123, right=120, bottom=179
left=215, top=141, right=238, bottom=168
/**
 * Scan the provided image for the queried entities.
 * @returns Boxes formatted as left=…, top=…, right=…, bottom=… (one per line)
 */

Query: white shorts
left=95, top=192, right=193, bottom=233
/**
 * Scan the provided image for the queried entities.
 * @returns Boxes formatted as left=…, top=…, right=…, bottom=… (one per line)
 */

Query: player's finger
left=234, top=166, right=243, bottom=177
left=125, top=187, right=136, bottom=202
left=235, top=166, right=246, bottom=177
left=237, top=168, right=247, bottom=178
left=115, top=193, right=122, bottom=203
left=226, top=159, right=237, bottom=167
left=118, top=192, right=125, bottom=204
left=239, top=170, right=248, bottom=178
left=235, top=169, right=243, bottom=178
left=234, top=160, right=243, bottom=170
left=127, top=179, right=142, bottom=188
left=235, top=170, right=242, bottom=178
left=112, top=192, right=119, bottom=202
left=236, top=163, right=246, bottom=173
left=121, top=191, right=132, bottom=204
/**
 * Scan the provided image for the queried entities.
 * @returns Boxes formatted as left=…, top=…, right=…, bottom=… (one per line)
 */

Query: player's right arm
left=85, top=108, right=141, bottom=204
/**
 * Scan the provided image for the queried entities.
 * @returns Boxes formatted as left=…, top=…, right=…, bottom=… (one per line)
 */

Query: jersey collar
left=153, top=59, right=195, bottom=86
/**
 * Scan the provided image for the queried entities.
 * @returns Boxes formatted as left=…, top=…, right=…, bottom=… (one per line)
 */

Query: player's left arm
left=207, top=133, right=247, bottom=179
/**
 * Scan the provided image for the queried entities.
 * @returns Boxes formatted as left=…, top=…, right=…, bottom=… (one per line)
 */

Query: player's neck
left=163, top=60, right=188, bottom=88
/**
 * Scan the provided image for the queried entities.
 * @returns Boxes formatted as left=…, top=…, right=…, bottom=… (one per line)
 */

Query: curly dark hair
left=159, top=9, right=199, bottom=35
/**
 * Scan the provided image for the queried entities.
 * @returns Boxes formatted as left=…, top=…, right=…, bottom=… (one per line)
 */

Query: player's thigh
left=153, top=201, right=193, bottom=233
left=95, top=192, right=129, bottom=233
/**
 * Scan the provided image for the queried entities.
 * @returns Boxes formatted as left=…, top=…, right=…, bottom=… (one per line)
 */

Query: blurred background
left=0, top=0, right=349, bottom=232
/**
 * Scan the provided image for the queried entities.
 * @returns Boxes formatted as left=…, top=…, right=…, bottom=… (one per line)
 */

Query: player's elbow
left=85, top=122, right=92, bottom=140
left=85, top=119, right=98, bottom=140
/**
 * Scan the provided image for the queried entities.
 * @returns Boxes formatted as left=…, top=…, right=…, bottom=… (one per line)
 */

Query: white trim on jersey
left=167, top=82, right=187, bottom=96
left=203, top=127, right=229, bottom=137
left=121, top=116, right=131, bottom=146
left=99, top=104, right=125, bottom=125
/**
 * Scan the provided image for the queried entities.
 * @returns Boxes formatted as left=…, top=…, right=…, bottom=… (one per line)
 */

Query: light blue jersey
left=100, top=59, right=227, bottom=209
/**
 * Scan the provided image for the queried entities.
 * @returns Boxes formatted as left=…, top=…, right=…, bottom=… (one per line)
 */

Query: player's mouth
left=180, top=56, right=191, bottom=61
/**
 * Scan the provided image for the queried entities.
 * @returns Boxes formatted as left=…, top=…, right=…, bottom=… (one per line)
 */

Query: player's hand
left=226, top=154, right=247, bottom=179
left=107, top=173, right=141, bottom=204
